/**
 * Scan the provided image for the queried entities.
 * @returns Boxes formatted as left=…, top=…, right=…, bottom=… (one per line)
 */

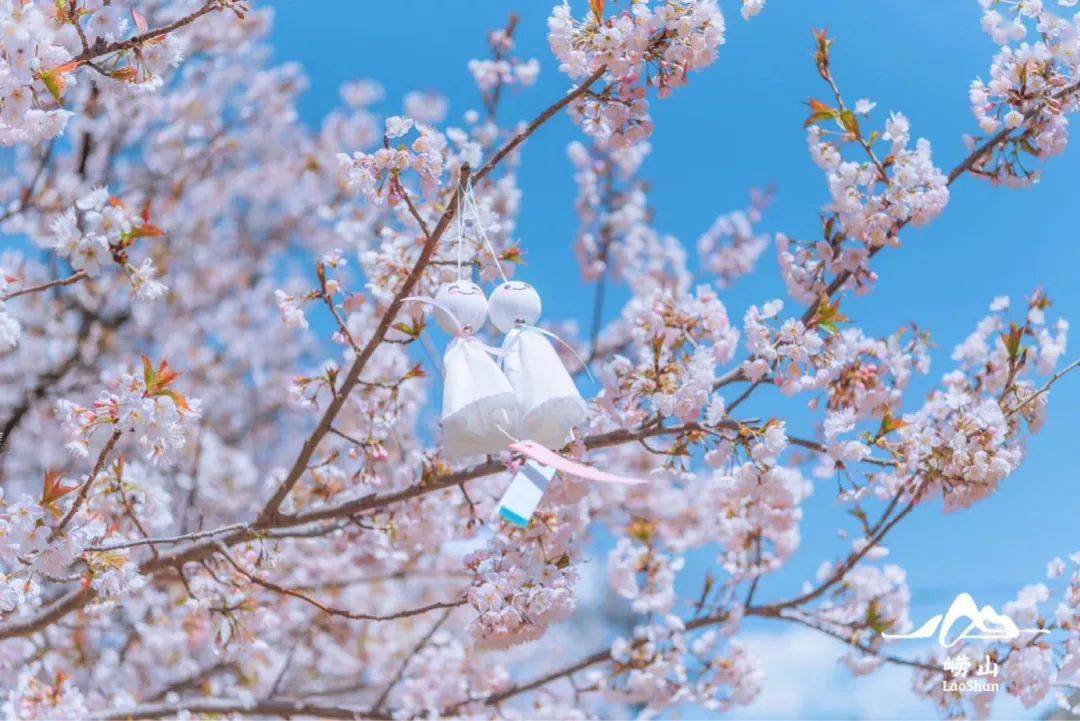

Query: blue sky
left=268, top=2, right=1078, bottom=717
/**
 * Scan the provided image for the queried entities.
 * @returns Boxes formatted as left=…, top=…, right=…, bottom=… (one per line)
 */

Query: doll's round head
left=434, top=280, right=487, bottom=334
left=488, top=280, right=542, bottom=333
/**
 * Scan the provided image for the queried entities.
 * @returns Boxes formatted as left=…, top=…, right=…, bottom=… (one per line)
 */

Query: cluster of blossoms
left=740, top=299, right=824, bottom=388
left=1, top=667, right=89, bottom=720
left=468, top=19, right=540, bottom=112
left=1, top=468, right=150, bottom=609
left=0, top=0, right=74, bottom=145
left=602, top=617, right=763, bottom=713
left=0, top=0, right=191, bottom=146
left=697, top=187, right=773, bottom=289
left=468, top=55, right=539, bottom=97
left=779, top=32, right=951, bottom=304
left=874, top=294, right=1066, bottom=509
left=1051, top=554, right=1080, bottom=715
left=566, top=136, right=653, bottom=282
left=812, top=563, right=913, bottom=675
left=708, top=422, right=813, bottom=578
left=55, top=356, right=200, bottom=464
left=806, top=326, right=931, bottom=482
left=1000, top=583, right=1056, bottom=708
left=602, top=285, right=737, bottom=427
left=608, top=536, right=685, bottom=614
left=805, top=107, right=948, bottom=249
left=968, top=0, right=1080, bottom=184
left=0, top=485, right=92, bottom=591
left=548, top=0, right=727, bottom=145
left=392, top=633, right=510, bottom=715
left=739, top=294, right=934, bottom=430
left=337, top=116, right=451, bottom=201
left=333, top=83, right=525, bottom=302
left=42, top=187, right=167, bottom=299
left=463, top=481, right=587, bottom=649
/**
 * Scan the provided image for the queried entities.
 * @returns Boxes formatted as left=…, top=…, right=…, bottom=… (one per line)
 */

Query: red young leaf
left=40, top=470, right=78, bottom=515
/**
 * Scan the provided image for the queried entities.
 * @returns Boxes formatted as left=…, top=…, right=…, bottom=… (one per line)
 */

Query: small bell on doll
left=430, top=280, right=519, bottom=459
left=488, top=281, right=587, bottom=451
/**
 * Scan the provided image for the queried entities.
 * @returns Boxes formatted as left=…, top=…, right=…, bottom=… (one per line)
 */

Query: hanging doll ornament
left=411, top=181, right=646, bottom=520
left=488, top=281, right=588, bottom=450
left=454, top=190, right=641, bottom=527
left=425, top=280, right=519, bottom=459
left=405, top=185, right=520, bottom=459
left=487, top=285, right=635, bottom=527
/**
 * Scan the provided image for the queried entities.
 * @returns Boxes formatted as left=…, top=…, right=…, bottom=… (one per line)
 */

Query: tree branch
left=254, top=164, right=474, bottom=524
left=1, top=271, right=89, bottom=302
left=213, top=541, right=465, bottom=622
left=49, top=429, right=122, bottom=542
left=92, top=697, right=388, bottom=721
left=67, top=1, right=233, bottom=66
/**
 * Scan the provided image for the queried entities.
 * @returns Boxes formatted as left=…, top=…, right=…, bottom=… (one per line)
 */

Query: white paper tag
left=495, top=460, right=556, bottom=528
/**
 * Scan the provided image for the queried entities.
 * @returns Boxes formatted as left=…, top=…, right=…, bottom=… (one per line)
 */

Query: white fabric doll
left=430, top=280, right=519, bottom=459
left=488, top=281, right=587, bottom=450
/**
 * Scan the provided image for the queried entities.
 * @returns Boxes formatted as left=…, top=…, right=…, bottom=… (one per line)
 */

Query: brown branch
left=87, top=522, right=250, bottom=552
left=49, top=429, right=122, bottom=542
left=1006, top=356, right=1079, bottom=418
left=788, top=435, right=896, bottom=468
left=947, top=80, right=1080, bottom=184
left=0, top=412, right=888, bottom=641
left=1, top=271, right=88, bottom=302
left=478, top=647, right=613, bottom=709
left=0, top=416, right=712, bottom=639
left=473, top=66, right=606, bottom=184
left=765, top=609, right=938, bottom=672
left=92, top=698, right=388, bottom=721
left=214, top=542, right=465, bottom=622
left=254, top=163, right=473, bottom=524
left=67, top=1, right=231, bottom=66
left=370, top=606, right=454, bottom=713
left=751, top=490, right=918, bottom=615
left=458, top=598, right=935, bottom=713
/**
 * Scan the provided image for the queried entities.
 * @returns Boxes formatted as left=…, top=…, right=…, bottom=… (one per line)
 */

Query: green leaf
left=840, top=110, right=860, bottom=137
left=39, top=70, right=67, bottom=104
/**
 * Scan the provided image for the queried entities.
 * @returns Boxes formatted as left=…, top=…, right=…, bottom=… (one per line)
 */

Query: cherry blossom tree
left=0, top=0, right=1077, bottom=718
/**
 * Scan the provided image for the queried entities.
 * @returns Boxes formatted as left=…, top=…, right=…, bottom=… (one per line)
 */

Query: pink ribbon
left=508, top=440, right=647, bottom=486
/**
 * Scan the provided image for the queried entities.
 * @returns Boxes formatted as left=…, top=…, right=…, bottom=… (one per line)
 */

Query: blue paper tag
left=495, top=460, right=556, bottom=528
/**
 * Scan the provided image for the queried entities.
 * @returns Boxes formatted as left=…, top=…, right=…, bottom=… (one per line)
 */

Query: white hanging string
left=465, top=179, right=510, bottom=283
left=455, top=186, right=466, bottom=281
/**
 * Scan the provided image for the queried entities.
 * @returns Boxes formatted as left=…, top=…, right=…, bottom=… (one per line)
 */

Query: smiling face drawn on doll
left=434, top=280, right=488, bottom=334
left=488, top=281, right=542, bottom=334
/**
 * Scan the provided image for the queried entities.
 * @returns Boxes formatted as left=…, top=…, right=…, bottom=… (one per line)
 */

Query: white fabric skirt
left=501, top=328, right=587, bottom=450
left=441, top=337, right=519, bottom=459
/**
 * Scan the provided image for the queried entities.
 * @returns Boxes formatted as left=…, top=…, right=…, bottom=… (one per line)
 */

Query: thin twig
left=1007, top=357, right=1079, bottom=418
left=49, top=429, right=122, bottom=542
left=1, top=271, right=88, bottom=302
left=214, top=542, right=465, bottom=622
left=370, top=606, right=454, bottom=712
